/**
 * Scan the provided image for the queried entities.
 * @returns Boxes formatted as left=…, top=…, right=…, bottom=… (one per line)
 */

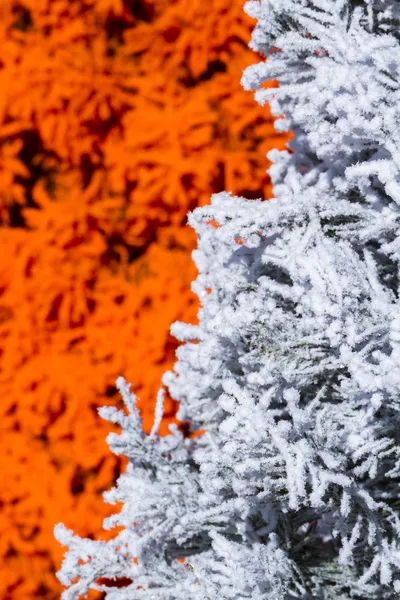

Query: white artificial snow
left=55, top=1, right=400, bottom=598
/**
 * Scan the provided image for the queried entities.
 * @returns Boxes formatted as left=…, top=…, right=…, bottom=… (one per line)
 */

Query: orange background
left=0, top=1, right=289, bottom=598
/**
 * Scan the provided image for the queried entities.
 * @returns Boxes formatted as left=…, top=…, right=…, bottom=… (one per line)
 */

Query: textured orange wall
left=0, top=1, right=289, bottom=598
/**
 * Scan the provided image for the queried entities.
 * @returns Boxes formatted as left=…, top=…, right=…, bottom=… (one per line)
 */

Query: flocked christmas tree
left=55, top=1, right=400, bottom=598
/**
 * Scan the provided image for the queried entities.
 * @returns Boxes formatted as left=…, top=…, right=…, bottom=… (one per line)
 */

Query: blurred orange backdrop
left=0, top=1, right=289, bottom=598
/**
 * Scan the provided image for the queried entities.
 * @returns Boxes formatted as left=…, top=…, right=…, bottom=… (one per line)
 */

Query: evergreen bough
left=55, top=1, right=400, bottom=597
